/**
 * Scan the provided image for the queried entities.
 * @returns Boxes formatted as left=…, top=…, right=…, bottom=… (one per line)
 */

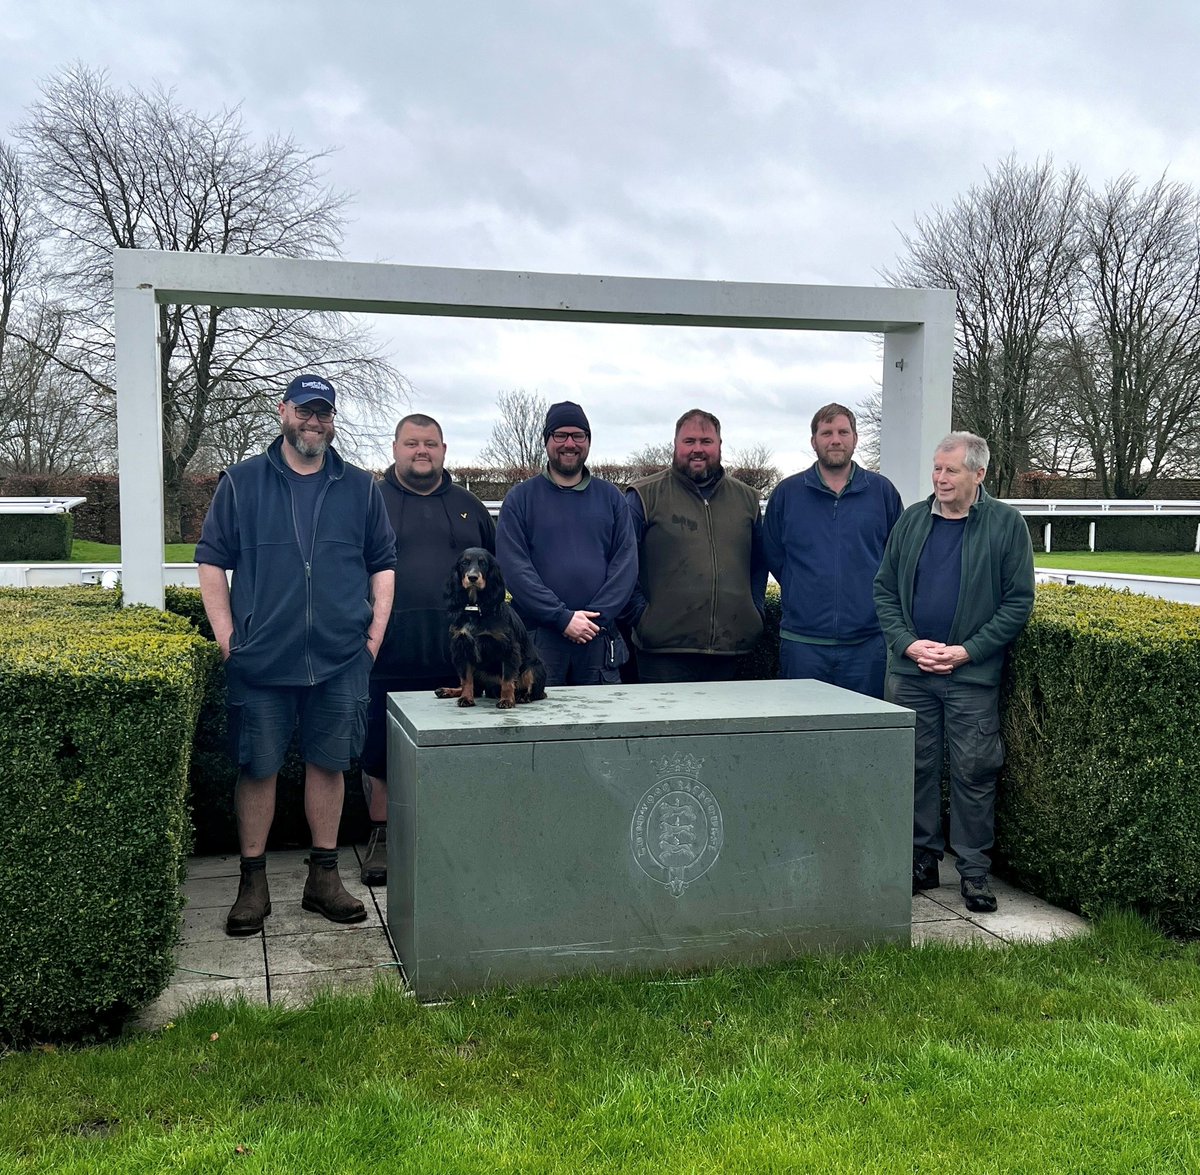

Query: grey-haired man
left=873, top=432, right=1034, bottom=914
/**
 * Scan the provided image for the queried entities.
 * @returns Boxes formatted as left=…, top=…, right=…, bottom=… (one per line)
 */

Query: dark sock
left=309, top=847, right=338, bottom=871
left=370, top=820, right=386, bottom=833
left=240, top=853, right=266, bottom=874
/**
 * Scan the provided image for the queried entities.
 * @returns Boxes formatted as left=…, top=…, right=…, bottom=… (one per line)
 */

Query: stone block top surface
left=388, top=678, right=914, bottom=747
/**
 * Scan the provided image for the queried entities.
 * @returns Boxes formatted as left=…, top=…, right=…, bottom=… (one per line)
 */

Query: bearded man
left=196, top=374, right=395, bottom=936
left=625, top=409, right=767, bottom=683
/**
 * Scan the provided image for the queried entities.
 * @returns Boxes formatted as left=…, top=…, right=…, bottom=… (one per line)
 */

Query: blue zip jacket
left=195, top=436, right=396, bottom=686
left=764, top=462, right=902, bottom=643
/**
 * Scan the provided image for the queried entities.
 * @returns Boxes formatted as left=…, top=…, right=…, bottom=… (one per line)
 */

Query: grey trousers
left=887, top=673, right=1005, bottom=879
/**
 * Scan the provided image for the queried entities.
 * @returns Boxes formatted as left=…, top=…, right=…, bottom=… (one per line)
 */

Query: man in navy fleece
left=495, top=401, right=638, bottom=686
left=197, top=374, right=395, bottom=937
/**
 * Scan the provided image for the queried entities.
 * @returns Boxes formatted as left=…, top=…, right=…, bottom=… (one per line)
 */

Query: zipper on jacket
left=704, top=498, right=719, bottom=651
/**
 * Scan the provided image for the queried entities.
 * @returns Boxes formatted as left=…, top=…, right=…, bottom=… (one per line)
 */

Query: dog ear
left=486, top=553, right=506, bottom=596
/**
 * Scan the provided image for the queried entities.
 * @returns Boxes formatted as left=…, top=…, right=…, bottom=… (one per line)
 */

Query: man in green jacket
left=873, top=432, right=1034, bottom=913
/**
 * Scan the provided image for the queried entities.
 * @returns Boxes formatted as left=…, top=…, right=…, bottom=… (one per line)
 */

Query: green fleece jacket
left=873, top=488, right=1035, bottom=686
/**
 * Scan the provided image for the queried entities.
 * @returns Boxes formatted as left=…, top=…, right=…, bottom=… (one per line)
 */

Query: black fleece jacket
left=373, top=467, right=496, bottom=681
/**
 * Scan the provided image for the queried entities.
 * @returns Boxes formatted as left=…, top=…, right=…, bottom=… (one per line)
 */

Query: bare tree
left=477, top=388, right=548, bottom=477
left=885, top=156, right=1084, bottom=496
left=18, top=65, right=406, bottom=539
left=728, top=442, right=780, bottom=495
left=854, top=385, right=883, bottom=471
left=0, top=137, right=40, bottom=401
left=1062, top=174, right=1200, bottom=497
left=0, top=301, right=111, bottom=474
left=625, top=440, right=673, bottom=477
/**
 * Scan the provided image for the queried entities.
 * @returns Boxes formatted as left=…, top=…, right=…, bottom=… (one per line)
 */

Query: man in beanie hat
left=196, top=373, right=396, bottom=936
left=495, top=400, right=637, bottom=685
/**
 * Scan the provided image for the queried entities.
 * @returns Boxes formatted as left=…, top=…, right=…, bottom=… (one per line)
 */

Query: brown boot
left=360, top=825, right=387, bottom=886
left=302, top=858, right=367, bottom=924
left=226, top=867, right=271, bottom=936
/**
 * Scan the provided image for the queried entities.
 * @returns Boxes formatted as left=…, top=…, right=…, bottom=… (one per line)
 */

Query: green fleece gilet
left=630, top=468, right=763, bottom=655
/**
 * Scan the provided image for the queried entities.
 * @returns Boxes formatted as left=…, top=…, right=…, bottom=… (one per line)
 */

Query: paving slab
left=266, top=926, right=397, bottom=977
left=270, top=966, right=403, bottom=1008
left=174, top=934, right=267, bottom=983
left=136, top=977, right=270, bottom=1029
left=912, top=919, right=1005, bottom=947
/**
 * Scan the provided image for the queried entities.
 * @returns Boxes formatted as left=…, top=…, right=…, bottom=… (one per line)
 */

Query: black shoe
left=960, top=875, right=998, bottom=913
left=912, top=849, right=940, bottom=893
left=226, top=868, right=271, bottom=936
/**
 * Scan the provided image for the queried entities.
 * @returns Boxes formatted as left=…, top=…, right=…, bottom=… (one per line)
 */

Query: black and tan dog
left=434, top=548, right=548, bottom=709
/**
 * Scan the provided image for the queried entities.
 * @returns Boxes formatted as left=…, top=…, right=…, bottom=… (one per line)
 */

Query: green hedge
left=999, top=584, right=1200, bottom=935
left=0, top=514, right=74, bottom=561
left=0, top=588, right=208, bottom=1042
left=1030, top=515, right=1200, bottom=553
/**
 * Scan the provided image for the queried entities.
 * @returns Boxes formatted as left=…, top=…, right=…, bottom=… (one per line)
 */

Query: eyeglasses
left=291, top=404, right=335, bottom=423
left=549, top=430, right=588, bottom=444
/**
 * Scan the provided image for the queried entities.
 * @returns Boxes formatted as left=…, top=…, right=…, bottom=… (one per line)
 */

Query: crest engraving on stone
left=631, top=753, right=723, bottom=896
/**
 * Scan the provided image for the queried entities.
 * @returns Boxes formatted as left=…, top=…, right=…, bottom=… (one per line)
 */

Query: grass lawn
left=1034, top=550, right=1200, bottom=578
left=67, top=540, right=197, bottom=563
left=2, top=914, right=1199, bottom=1172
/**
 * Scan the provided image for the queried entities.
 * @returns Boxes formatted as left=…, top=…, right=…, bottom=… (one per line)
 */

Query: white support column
left=114, top=277, right=165, bottom=609
left=1044, top=522, right=1052, bottom=553
left=1090, top=521, right=1097, bottom=552
left=879, top=301, right=955, bottom=507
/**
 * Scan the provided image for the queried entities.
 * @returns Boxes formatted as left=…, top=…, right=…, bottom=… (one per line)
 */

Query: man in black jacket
left=197, top=374, right=396, bottom=936
left=358, top=413, right=496, bottom=884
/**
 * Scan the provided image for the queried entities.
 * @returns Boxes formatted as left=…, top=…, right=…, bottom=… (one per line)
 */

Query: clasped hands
left=904, top=639, right=970, bottom=675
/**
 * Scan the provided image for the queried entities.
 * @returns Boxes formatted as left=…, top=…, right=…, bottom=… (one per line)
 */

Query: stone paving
left=137, top=848, right=1089, bottom=1029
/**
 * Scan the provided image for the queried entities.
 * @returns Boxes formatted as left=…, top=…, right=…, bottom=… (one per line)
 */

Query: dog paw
left=496, top=699, right=515, bottom=710
left=456, top=697, right=475, bottom=707
left=434, top=688, right=450, bottom=698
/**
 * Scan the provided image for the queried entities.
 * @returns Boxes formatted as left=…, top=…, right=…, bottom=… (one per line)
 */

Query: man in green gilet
left=625, top=409, right=767, bottom=682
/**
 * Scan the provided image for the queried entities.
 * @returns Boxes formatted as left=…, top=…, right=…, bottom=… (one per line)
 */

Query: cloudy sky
left=3, top=1, right=1198, bottom=478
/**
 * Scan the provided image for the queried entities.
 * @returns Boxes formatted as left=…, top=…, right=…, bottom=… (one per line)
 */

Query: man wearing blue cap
left=496, top=401, right=637, bottom=685
left=196, top=373, right=396, bottom=936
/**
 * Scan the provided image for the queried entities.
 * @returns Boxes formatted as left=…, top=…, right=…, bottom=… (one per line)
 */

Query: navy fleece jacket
left=195, top=437, right=395, bottom=686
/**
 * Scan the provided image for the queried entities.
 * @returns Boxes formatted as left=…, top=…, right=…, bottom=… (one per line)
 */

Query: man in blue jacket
left=496, top=401, right=637, bottom=685
left=874, top=432, right=1035, bottom=914
left=196, top=374, right=396, bottom=937
left=764, top=404, right=902, bottom=699
left=358, top=412, right=495, bottom=886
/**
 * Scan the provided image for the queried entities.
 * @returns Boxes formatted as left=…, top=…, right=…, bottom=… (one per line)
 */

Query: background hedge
left=0, top=514, right=74, bottom=560
left=999, top=584, right=1200, bottom=935
left=0, top=588, right=208, bottom=1042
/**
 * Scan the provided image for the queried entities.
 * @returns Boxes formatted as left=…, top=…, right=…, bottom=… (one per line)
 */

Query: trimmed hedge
left=0, top=513, right=74, bottom=561
left=0, top=588, right=209, bottom=1042
left=999, top=584, right=1200, bottom=935
left=1029, top=515, right=1200, bottom=553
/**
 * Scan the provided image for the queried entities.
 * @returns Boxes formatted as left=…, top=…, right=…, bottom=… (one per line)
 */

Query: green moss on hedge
left=0, top=588, right=208, bottom=1042
left=999, top=584, right=1200, bottom=935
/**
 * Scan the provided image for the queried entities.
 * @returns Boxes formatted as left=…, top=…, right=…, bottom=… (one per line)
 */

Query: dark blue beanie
left=543, top=401, right=591, bottom=441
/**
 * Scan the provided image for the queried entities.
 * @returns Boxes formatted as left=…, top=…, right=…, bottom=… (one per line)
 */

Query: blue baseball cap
left=284, top=374, right=336, bottom=408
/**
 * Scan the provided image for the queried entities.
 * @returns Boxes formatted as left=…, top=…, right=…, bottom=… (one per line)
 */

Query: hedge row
left=0, top=514, right=74, bottom=561
left=999, top=584, right=1200, bottom=936
left=0, top=588, right=209, bottom=1043
left=1027, top=515, right=1200, bottom=553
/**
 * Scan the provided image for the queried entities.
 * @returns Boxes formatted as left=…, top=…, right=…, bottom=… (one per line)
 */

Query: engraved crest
left=631, top=753, right=723, bottom=896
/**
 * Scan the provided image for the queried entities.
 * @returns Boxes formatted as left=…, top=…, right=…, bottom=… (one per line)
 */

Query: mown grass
left=1034, top=550, right=1200, bottom=578
left=67, top=540, right=197, bottom=563
left=2, top=914, right=1199, bottom=1172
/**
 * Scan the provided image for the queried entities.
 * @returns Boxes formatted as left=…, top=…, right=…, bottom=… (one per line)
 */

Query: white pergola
left=113, top=249, right=955, bottom=608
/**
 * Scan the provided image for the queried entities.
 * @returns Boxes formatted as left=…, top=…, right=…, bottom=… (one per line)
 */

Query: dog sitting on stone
left=434, top=547, right=548, bottom=709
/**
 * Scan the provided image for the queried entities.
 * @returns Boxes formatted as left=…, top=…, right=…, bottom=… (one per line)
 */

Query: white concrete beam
left=114, top=278, right=164, bottom=608
left=111, top=249, right=956, bottom=606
